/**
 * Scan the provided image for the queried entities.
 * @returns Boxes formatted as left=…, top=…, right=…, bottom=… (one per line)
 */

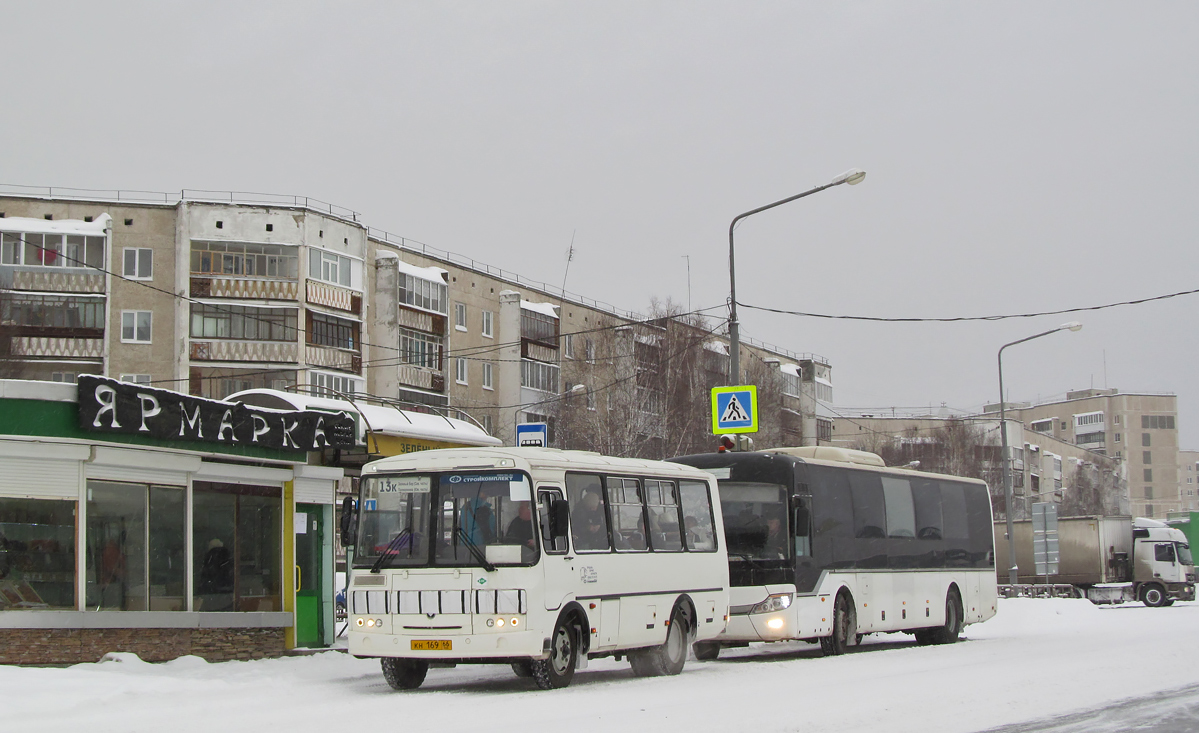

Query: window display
left=0, top=498, right=76, bottom=610
left=193, top=482, right=281, bottom=612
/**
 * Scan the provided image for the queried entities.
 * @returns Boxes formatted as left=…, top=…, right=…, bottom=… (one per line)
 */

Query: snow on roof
left=394, top=258, right=448, bottom=282
left=227, top=389, right=501, bottom=447
left=815, top=376, right=833, bottom=387
left=521, top=300, right=559, bottom=319
left=780, top=363, right=802, bottom=377
left=0, top=214, right=111, bottom=236
left=703, top=340, right=729, bottom=355
left=634, top=334, right=660, bottom=346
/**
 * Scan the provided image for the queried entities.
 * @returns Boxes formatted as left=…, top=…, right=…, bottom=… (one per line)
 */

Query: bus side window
left=566, top=473, right=610, bottom=552
left=609, top=477, right=648, bottom=552
left=680, top=480, right=716, bottom=551
left=911, top=479, right=944, bottom=540
left=792, top=497, right=811, bottom=557
left=538, top=489, right=569, bottom=554
left=646, top=480, right=683, bottom=552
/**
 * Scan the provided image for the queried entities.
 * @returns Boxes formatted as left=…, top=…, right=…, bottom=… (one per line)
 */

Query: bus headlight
left=767, top=617, right=785, bottom=630
left=750, top=593, right=793, bottom=615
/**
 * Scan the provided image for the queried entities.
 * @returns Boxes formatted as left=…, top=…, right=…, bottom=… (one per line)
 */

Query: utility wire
left=738, top=285, right=1199, bottom=323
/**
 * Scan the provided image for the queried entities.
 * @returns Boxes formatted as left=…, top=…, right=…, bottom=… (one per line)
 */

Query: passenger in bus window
left=573, top=491, right=610, bottom=551
left=504, top=502, right=535, bottom=548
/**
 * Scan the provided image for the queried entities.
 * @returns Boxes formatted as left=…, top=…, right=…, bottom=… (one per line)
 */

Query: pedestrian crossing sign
left=711, top=385, right=758, bottom=434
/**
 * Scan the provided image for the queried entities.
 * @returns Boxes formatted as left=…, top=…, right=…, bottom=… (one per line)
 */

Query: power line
left=738, top=285, right=1199, bottom=323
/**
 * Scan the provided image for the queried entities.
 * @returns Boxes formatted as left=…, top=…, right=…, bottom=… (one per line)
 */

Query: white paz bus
left=670, top=446, right=998, bottom=658
left=342, top=447, right=730, bottom=690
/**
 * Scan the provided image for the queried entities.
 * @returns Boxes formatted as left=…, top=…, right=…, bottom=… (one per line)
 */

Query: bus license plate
left=410, top=640, right=452, bottom=651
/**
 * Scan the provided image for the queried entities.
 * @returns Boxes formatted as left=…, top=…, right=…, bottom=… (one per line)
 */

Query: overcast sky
left=5, top=2, right=1197, bottom=443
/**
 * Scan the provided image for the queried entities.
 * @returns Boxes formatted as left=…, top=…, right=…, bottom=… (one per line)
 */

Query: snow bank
left=6, top=599, right=1199, bottom=733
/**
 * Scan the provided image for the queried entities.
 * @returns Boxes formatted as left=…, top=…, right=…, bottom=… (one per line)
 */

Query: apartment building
left=1179, top=450, right=1199, bottom=512
left=983, top=388, right=1179, bottom=518
left=0, top=186, right=830, bottom=455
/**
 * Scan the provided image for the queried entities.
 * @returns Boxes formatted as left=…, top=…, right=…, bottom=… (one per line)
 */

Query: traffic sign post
left=516, top=422, right=548, bottom=447
left=711, top=385, right=758, bottom=434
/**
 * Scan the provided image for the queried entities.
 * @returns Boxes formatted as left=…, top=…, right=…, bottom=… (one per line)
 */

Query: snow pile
left=5, top=599, right=1199, bottom=733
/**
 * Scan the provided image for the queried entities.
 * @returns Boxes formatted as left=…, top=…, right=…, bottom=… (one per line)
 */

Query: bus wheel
left=511, top=660, right=534, bottom=677
left=531, top=617, right=577, bottom=689
left=692, top=641, right=721, bottom=661
left=819, top=591, right=856, bottom=656
left=1141, top=583, right=1167, bottom=608
left=929, top=587, right=963, bottom=644
left=381, top=658, right=429, bottom=690
left=631, top=607, right=689, bottom=676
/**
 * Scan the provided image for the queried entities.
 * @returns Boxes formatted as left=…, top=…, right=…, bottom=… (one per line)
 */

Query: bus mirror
left=340, top=496, right=358, bottom=547
left=550, top=499, right=571, bottom=539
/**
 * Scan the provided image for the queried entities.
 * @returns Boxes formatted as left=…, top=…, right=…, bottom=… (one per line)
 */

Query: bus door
left=537, top=487, right=574, bottom=611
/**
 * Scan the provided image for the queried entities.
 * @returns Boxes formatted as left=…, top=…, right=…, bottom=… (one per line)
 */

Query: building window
left=1142, top=415, right=1175, bottom=430
left=308, top=312, right=358, bottom=350
left=121, top=311, right=152, bottom=343
left=456, top=357, right=468, bottom=385
left=86, top=481, right=185, bottom=612
left=122, top=248, right=153, bottom=279
left=191, top=241, right=298, bottom=279
left=817, top=418, right=833, bottom=443
left=1143, top=433, right=1151, bottom=447
left=1145, top=486, right=1154, bottom=500
left=400, top=328, right=444, bottom=370
left=585, top=338, right=595, bottom=364
left=1, top=231, right=105, bottom=269
left=1144, top=469, right=1153, bottom=483
left=1115, top=433, right=1121, bottom=443
left=481, top=415, right=494, bottom=435
left=521, top=308, right=559, bottom=345
left=1114, top=414, right=1121, bottom=426
left=455, top=303, right=467, bottom=331
left=481, top=310, right=493, bottom=338
left=563, top=333, right=573, bottom=358
left=310, top=371, right=359, bottom=398
left=1030, top=419, right=1053, bottom=433
left=308, top=248, right=354, bottom=288
left=3, top=293, right=106, bottom=333
left=398, top=273, right=447, bottom=315
left=51, top=372, right=78, bottom=383
left=482, top=362, right=493, bottom=390
left=521, top=359, right=559, bottom=393
left=190, top=304, right=298, bottom=341
left=0, top=498, right=76, bottom=611
left=1076, top=432, right=1105, bottom=445
left=1146, top=504, right=1154, bottom=517
left=1143, top=451, right=1152, bottom=464
left=120, top=374, right=152, bottom=385
left=1060, top=421, right=1067, bottom=431
left=193, top=482, right=281, bottom=613
left=1075, top=411, right=1104, bottom=427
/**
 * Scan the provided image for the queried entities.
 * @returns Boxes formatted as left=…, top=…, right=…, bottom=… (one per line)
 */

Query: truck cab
left=1132, top=518, right=1195, bottom=606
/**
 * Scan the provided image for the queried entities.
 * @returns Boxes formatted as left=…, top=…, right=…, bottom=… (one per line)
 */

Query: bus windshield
left=719, top=482, right=791, bottom=562
left=355, top=472, right=538, bottom=568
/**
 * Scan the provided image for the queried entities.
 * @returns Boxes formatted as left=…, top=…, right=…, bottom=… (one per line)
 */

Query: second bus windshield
left=719, top=482, right=791, bottom=562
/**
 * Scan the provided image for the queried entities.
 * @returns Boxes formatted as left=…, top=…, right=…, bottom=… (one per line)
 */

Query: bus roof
left=363, top=446, right=718, bottom=481
left=672, top=448, right=990, bottom=488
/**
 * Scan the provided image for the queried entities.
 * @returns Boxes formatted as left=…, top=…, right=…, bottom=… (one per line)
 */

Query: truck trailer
left=993, top=515, right=1195, bottom=606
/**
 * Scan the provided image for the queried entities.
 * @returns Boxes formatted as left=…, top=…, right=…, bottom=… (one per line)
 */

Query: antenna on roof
left=560, top=230, right=576, bottom=295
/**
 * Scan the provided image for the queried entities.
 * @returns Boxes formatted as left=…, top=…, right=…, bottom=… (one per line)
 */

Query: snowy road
left=7, top=598, right=1199, bottom=733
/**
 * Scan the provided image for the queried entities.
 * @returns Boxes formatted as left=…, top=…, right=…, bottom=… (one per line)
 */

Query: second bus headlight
left=750, top=593, right=793, bottom=615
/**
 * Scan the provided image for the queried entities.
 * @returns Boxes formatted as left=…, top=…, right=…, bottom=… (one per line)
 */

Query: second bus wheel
left=692, top=640, right=720, bottom=661
left=819, top=591, right=856, bottom=656
left=381, top=658, right=429, bottom=690
left=531, top=617, right=577, bottom=690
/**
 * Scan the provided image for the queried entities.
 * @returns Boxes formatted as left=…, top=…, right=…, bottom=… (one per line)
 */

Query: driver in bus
left=763, top=514, right=787, bottom=559
left=504, top=502, right=535, bottom=548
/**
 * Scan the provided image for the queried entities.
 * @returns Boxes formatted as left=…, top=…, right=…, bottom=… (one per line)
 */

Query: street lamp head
left=1061, top=321, right=1083, bottom=332
left=831, top=168, right=867, bottom=186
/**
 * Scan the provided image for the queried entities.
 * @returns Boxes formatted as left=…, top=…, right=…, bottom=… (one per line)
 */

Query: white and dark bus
left=669, top=446, right=997, bottom=658
left=342, top=447, right=730, bottom=690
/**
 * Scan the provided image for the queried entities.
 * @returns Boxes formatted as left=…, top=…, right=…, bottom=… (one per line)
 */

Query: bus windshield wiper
left=370, top=528, right=413, bottom=573
left=455, top=526, right=496, bottom=572
left=729, top=551, right=770, bottom=569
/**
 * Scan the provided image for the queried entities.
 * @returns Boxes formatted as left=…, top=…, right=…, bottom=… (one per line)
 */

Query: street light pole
left=727, top=168, right=865, bottom=384
left=999, top=321, right=1083, bottom=585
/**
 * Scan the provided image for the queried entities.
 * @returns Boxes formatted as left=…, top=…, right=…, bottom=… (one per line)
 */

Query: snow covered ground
left=6, top=598, right=1199, bottom=733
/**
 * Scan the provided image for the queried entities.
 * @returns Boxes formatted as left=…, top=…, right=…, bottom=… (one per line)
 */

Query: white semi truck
left=994, top=515, right=1195, bottom=606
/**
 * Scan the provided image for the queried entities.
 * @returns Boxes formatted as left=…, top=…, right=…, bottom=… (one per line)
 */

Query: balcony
left=305, top=344, right=361, bottom=374
left=12, top=336, right=103, bottom=360
left=306, top=280, right=361, bottom=315
left=1, top=266, right=105, bottom=294
left=398, top=365, right=445, bottom=392
left=190, top=276, right=298, bottom=301
left=189, top=340, right=299, bottom=364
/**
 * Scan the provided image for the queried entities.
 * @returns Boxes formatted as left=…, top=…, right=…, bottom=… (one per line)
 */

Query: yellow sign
left=711, top=385, right=758, bottom=434
left=370, top=435, right=466, bottom=457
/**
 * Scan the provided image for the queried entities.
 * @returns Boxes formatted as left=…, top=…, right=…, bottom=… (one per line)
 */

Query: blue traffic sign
left=516, top=422, right=548, bottom=447
left=711, top=385, right=758, bottom=434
